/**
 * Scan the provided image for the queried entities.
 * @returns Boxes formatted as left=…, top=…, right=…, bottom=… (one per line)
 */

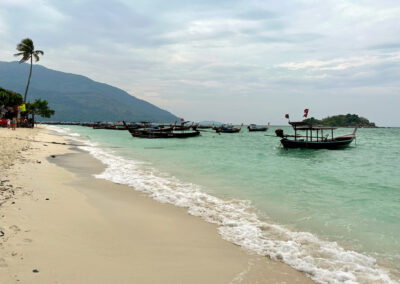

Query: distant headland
left=303, top=114, right=376, bottom=127
left=0, top=61, right=179, bottom=122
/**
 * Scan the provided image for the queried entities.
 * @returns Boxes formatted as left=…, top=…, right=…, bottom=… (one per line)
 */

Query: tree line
left=304, top=114, right=376, bottom=127
left=0, top=86, right=54, bottom=121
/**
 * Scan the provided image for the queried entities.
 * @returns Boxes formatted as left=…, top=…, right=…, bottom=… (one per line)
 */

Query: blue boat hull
left=280, top=138, right=354, bottom=149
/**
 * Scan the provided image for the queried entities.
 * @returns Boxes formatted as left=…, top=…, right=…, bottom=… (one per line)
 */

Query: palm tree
left=14, top=38, right=44, bottom=103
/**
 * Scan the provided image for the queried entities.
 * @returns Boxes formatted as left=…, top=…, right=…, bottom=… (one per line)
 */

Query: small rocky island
left=303, top=114, right=376, bottom=127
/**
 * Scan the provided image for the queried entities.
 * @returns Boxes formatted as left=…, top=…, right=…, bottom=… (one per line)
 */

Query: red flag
left=303, top=109, right=309, bottom=118
left=285, top=114, right=289, bottom=119
left=180, top=118, right=184, bottom=122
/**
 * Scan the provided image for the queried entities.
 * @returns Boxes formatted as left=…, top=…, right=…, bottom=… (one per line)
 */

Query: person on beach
left=28, top=117, right=34, bottom=128
left=7, top=118, right=11, bottom=129
left=11, top=117, right=16, bottom=130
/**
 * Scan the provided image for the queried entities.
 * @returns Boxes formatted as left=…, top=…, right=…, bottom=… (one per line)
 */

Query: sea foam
left=48, top=126, right=398, bottom=284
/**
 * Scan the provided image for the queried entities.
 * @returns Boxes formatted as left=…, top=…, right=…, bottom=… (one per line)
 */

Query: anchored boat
left=275, top=121, right=357, bottom=149
left=174, top=121, right=199, bottom=131
left=123, top=121, right=200, bottom=139
left=214, top=124, right=243, bottom=133
left=248, top=123, right=270, bottom=132
left=93, top=122, right=128, bottom=130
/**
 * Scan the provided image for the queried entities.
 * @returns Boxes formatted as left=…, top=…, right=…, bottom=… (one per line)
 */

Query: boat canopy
left=294, top=126, right=338, bottom=131
left=289, top=121, right=337, bottom=131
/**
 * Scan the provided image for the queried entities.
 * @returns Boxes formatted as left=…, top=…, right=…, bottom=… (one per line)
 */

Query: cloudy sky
left=0, top=0, right=399, bottom=125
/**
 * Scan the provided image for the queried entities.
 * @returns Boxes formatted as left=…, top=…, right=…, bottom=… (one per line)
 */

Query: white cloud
left=277, top=52, right=400, bottom=71
left=1, top=0, right=31, bottom=5
left=335, top=1, right=400, bottom=22
left=169, top=53, right=192, bottom=64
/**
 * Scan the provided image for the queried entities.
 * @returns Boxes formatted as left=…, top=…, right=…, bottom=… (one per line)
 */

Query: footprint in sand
left=0, top=257, right=7, bottom=267
left=23, top=238, right=32, bottom=243
left=9, top=225, right=20, bottom=232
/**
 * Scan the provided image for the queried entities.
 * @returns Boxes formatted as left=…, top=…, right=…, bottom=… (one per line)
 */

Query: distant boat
left=93, top=122, right=127, bottom=130
left=123, top=121, right=200, bottom=139
left=174, top=121, right=199, bottom=131
left=248, top=123, right=270, bottom=132
left=214, top=124, right=243, bottom=133
left=275, top=121, right=357, bottom=149
left=197, top=124, right=213, bottom=129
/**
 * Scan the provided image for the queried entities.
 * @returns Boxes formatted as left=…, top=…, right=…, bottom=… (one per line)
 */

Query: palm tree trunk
left=23, top=55, right=33, bottom=103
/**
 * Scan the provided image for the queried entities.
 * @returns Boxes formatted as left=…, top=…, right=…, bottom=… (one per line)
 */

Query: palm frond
left=16, top=44, right=28, bottom=52
left=33, top=53, right=40, bottom=62
left=16, top=45, right=30, bottom=53
left=16, top=38, right=34, bottom=52
left=14, top=52, right=25, bottom=57
left=35, top=50, right=44, bottom=55
left=21, top=38, right=34, bottom=48
left=19, top=55, right=30, bottom=63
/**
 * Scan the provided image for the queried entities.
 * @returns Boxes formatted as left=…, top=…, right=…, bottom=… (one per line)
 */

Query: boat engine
left=275, top=129, right=284, bottom=138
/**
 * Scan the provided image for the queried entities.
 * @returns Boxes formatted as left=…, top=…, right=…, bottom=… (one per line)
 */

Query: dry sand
left=0, top=126, right=314, bottom=283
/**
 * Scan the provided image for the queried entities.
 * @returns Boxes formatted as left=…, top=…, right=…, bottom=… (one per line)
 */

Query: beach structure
left=275, top=121, right=357, bottom=149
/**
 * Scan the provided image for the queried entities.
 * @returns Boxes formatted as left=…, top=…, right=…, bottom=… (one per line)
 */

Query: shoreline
left=0, top=126, right=314, bottom=283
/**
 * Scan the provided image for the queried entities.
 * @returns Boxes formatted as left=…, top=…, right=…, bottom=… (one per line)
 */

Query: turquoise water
left=51, top=125, right=400, bottom=283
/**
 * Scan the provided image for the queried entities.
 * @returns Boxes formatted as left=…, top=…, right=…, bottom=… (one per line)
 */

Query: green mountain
left=0, top=61, right=179, bottom=122
left=304, top=114, right=376, bottom=127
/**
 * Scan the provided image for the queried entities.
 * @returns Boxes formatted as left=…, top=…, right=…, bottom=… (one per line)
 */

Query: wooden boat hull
left=93, top=126, right=127, bottom=130
left=280, top=138, right=354, bottom=149
left=215, top=127, right=242, bottom=133
left=216, top=129, right=241, bottom=133
left=129, top=130, right=200, bottom=139
left=248, top=127, right=268, bottom=132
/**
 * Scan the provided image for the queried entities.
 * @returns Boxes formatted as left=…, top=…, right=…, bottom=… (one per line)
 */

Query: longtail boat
left=275, top=121, right=357, bottom=149
left=93, top=124, right=127, bottom=130
left=214, top=124, right=243, bottom=133
left=197, top=124, right=213, bottom=129
left=174, top=121, right=199, bottom=131
left=248, top=123, right=270, bottom=132
left=123, top=121, right=200, bottom=139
